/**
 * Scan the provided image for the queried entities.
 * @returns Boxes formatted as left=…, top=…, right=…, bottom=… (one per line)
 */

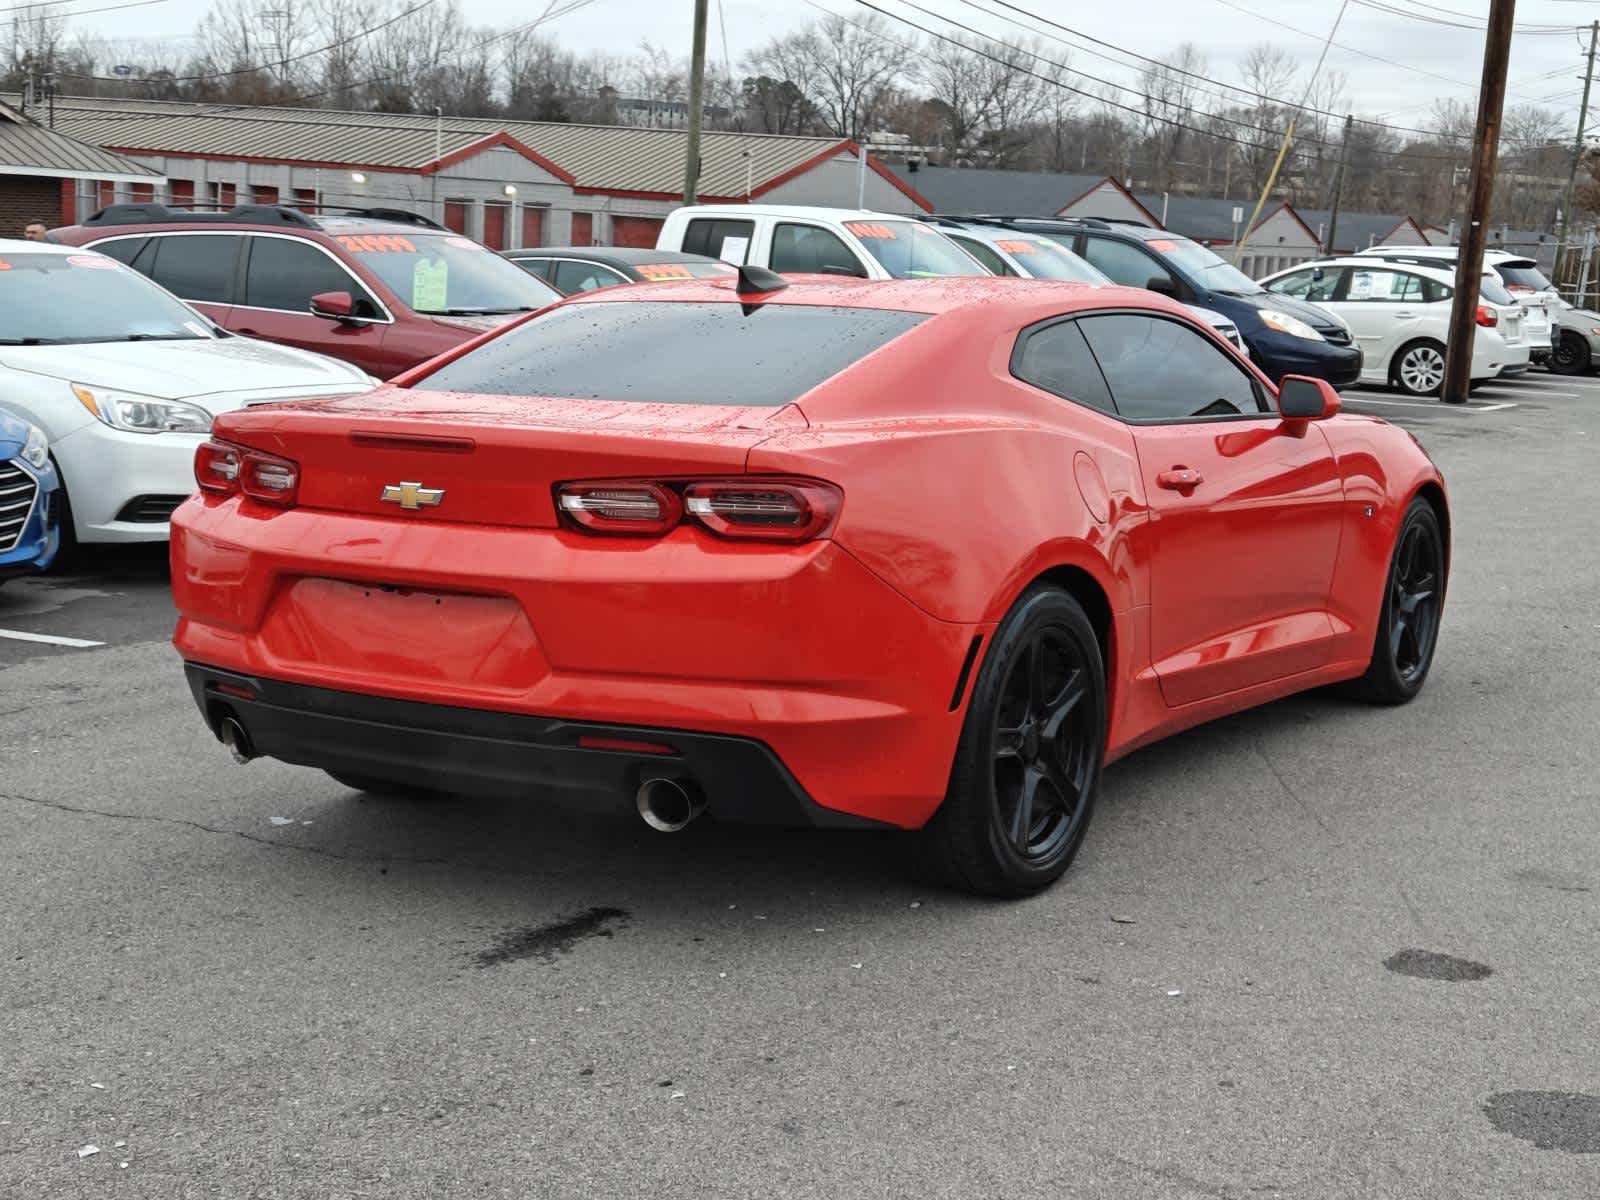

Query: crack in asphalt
left=1252, top=739, right=1338, bottom=841
left=0, top=788, right=462, bottom=871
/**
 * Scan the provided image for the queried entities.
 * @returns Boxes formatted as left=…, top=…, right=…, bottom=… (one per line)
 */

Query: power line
left=1, top=0, right=166, bottom=31
left=1350, top=0, right=1575, bottom=34
left=56, top=0, right=437, bottom=85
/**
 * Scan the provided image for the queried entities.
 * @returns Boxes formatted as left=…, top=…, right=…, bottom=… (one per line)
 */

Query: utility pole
left=1442, top=0, right=1517, bottom=405
left=1324, top=113, right=1353, bottom=254
left=682, top=0, right=709, bottom=205
left=1556, top=20, right=1598, bottom=281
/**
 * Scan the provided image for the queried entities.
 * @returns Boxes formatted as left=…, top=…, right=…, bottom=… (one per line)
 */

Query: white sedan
left=0, top=240, right=373, bottom=544
left=1259, top=256, right=1528, bottom=395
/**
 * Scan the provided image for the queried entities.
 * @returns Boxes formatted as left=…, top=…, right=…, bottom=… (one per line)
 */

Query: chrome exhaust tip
left=217, top=716, right=254, bottom=765
left=635, top=777, right=705, bottom=833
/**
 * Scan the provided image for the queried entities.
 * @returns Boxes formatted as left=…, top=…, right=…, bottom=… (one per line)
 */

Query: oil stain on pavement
left=474, top=906, right=630, bottom=967
left=1484, top=1092, right=1600, bottom=1153
left=1382, top=948, right=1493, bottom=981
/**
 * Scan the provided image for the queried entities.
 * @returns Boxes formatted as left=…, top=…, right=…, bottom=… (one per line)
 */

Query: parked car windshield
left=1147, top=236, right=1264, bottom=294
left=333, top=232, right=560, bottom=315
left=415, top=301, right=927, bottom=406
left=0, top=251, right=213, bottom=345
left=844, top=221, right=991, bottom=278
left=996, top=237, right=1109, bottom=283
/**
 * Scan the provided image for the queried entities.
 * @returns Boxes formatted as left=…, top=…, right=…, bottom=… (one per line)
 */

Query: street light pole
left=1441, top=0, right=1517, bottom=405
left=683, top=0, right=709, bottom=205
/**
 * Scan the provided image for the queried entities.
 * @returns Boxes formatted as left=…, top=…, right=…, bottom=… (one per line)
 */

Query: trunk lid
left=211, top=385, right=795, bottom=529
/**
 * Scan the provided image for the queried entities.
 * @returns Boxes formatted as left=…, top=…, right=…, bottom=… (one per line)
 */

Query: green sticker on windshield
left=412, top=259, right=448, bottom=312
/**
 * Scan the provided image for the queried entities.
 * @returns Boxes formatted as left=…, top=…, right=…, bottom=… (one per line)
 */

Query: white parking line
left=0, top=628, right=105, bottom=649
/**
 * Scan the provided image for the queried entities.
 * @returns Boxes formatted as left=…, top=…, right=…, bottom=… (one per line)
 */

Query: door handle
left=236, top=327, right=259, bottom=336
left=1394, top=311, right=1416, bottom=319
left=1157, top=467, right=1203, bottom=490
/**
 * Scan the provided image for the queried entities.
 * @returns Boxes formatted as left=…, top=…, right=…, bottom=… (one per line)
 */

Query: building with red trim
left=0, top=97, right=163, bottom=237
left=15, top=95, right=931, bottom=248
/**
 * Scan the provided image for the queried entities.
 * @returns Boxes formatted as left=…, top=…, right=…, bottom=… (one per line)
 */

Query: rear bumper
left=185, top=663, right=884, bottom=828
left=170, top=497, right=981, bottom=828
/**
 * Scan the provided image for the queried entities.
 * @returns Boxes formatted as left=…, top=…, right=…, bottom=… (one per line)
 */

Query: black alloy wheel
left=923, top=585, right=1106, bottom=897
left=1549, top=330, right=1592, bottom=376
left=1349, top=498, right=1445, bottom=704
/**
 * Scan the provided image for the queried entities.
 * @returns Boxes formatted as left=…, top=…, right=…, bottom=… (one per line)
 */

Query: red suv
left=50, top=204, right=563, bottom=379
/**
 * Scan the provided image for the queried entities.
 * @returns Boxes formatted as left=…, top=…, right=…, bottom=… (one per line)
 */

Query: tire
left=325, top=770, right=453, bottom=800
left=1390, top=339, right=1447, bottom=397
left=47, top=455, right=79, bottom=569
left=1548, top=330, right=1591, bottom=376
left=920, top=585, right=1106, bottom=897
left=1347, top=498, right=1445, bottom=705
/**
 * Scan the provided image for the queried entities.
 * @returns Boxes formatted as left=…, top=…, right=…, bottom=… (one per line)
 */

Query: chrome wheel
left=1396, top=343, right=1446, bottom=395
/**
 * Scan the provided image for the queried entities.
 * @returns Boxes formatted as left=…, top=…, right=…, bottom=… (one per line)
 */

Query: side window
left=1392, top=272, right=1426, bottom=303
left=1270, top=267, right=1343, bottom=301
left=769, top=224, right=867, bottom=276
left=950, top=236, right=1013, bottom=276
left=92, top=237, right=147, bottom=266
left=552, top=261, right=627, bottom=293
left=1341, top=268, right=1413, bottom=303
left=508, top=257, right=556, bottom=283
left=1079, top=313, right=1267, bottom=421
left=1423, top=278, right=1453, bottom=303
left=1011, top=319, right=1117, bottom=415
left=244, top=237, right=380, bottom=316
left=1080, top=236, right=1173, bottom=291
left=681, top=218, right=754, bottom=263
left=147, top=235, right=241, bottom=304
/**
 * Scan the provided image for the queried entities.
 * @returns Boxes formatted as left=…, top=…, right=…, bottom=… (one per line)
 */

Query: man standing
left=22, top=220, right=47, bottom=241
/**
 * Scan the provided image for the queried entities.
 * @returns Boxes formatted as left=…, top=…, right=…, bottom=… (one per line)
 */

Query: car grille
left=0, top=460, right=40, bottom=552
left=115, top=494, right=189, bottom=523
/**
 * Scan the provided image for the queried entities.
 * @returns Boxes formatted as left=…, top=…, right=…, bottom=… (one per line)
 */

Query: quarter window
left=681, top=218, right=754, bottom=263
left=1079, top=313, right=1266, bottom=421
left=769, top=224, right=867, bottom=276
left=1011, top=320, right=1116, bottom=415
left=244, top=237, right=379, bottom=316
left=146, top=234, right=241, bottom=304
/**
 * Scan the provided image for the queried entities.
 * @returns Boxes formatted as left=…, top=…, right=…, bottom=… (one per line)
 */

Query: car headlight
left=71, top=384, right=212, bottom=434
left=1259, top=310, right=1326, bottom=341
left=20, top=422, right=49, bottom=469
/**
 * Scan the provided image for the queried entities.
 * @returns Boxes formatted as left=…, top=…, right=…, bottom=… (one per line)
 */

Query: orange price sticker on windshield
left=636, top=263, right=694, bottom=280
left=845, top=222, right=897, bottom=239
left=335, top=234, right=416, bottom=254
left=67, top=255, right=117, bottom=269
left=996, top=240, right=1039, bottom=255
left=0, top=260, right=10, bottom=271
left=1148, top=239, right=1180, bottom=253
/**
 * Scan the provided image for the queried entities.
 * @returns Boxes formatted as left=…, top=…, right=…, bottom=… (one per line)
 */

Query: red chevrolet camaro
left=171, top=271, right=1447, bottom=896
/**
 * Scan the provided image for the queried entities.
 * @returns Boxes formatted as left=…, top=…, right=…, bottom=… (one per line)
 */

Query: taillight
left=195, top=440, right=241, bottom=495
left=557, top=481, right=681, bottom=535
left=683, top=480, right=841, bottom=542
left=193, top=439, right=299, bottom=507
left=1475, top=305, right=1498, bottom=328
left=554, top=478, right=842, bottom=542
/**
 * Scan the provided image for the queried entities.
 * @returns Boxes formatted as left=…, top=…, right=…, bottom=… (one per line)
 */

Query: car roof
left=1364, top=244, right=1538, bottom=267
left=1273, top=256, right=1485, bottom=281
left=0, top=238, right=78, bottom=255
left=65, top=203, right=446, bottom=240
left=670, top=204, right=919, bottom=223
left=935, top=214, right=1163, bottom=240
left=502, top=246, right=725, bottom=266
left=919, top=219, right=1064, bottom=245
left=559, top=273, right=1172, bottom=319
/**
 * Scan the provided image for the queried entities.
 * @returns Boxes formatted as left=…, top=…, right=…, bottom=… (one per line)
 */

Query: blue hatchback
left=0, top=409, right=60, bottom=584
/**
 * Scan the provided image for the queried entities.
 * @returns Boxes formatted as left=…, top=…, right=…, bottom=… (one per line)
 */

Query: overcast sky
left=51, top=0, right=1600, bottom=132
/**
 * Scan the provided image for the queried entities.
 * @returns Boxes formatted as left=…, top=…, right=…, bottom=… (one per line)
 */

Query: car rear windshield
left=1496, top=262, right=1553, bottom=292
left=416, top=301, right=927, bottom=406
left=843, top=221, right=989, bottom=278
left=0, top=251, right=212, bottom=345
left=333, top=231, right=559, bottom=315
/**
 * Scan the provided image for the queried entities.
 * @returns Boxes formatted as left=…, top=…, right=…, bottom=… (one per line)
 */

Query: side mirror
left=1277, top=374, right=1342, bottom=420
left=1146, top=275, right=1178, bottom=298
left=310, top=290, right=359, bottom=323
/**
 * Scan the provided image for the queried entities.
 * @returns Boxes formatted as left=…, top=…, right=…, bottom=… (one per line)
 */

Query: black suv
left=945, top=216, right=1363, bottom=387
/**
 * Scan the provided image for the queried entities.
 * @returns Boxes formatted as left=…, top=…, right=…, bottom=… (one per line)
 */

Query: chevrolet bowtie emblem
left=380, top=481, right=445, bottom=511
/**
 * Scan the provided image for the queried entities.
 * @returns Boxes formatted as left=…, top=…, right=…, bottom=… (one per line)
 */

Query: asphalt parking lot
left=2, top=370, right=1597, bottom=1198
